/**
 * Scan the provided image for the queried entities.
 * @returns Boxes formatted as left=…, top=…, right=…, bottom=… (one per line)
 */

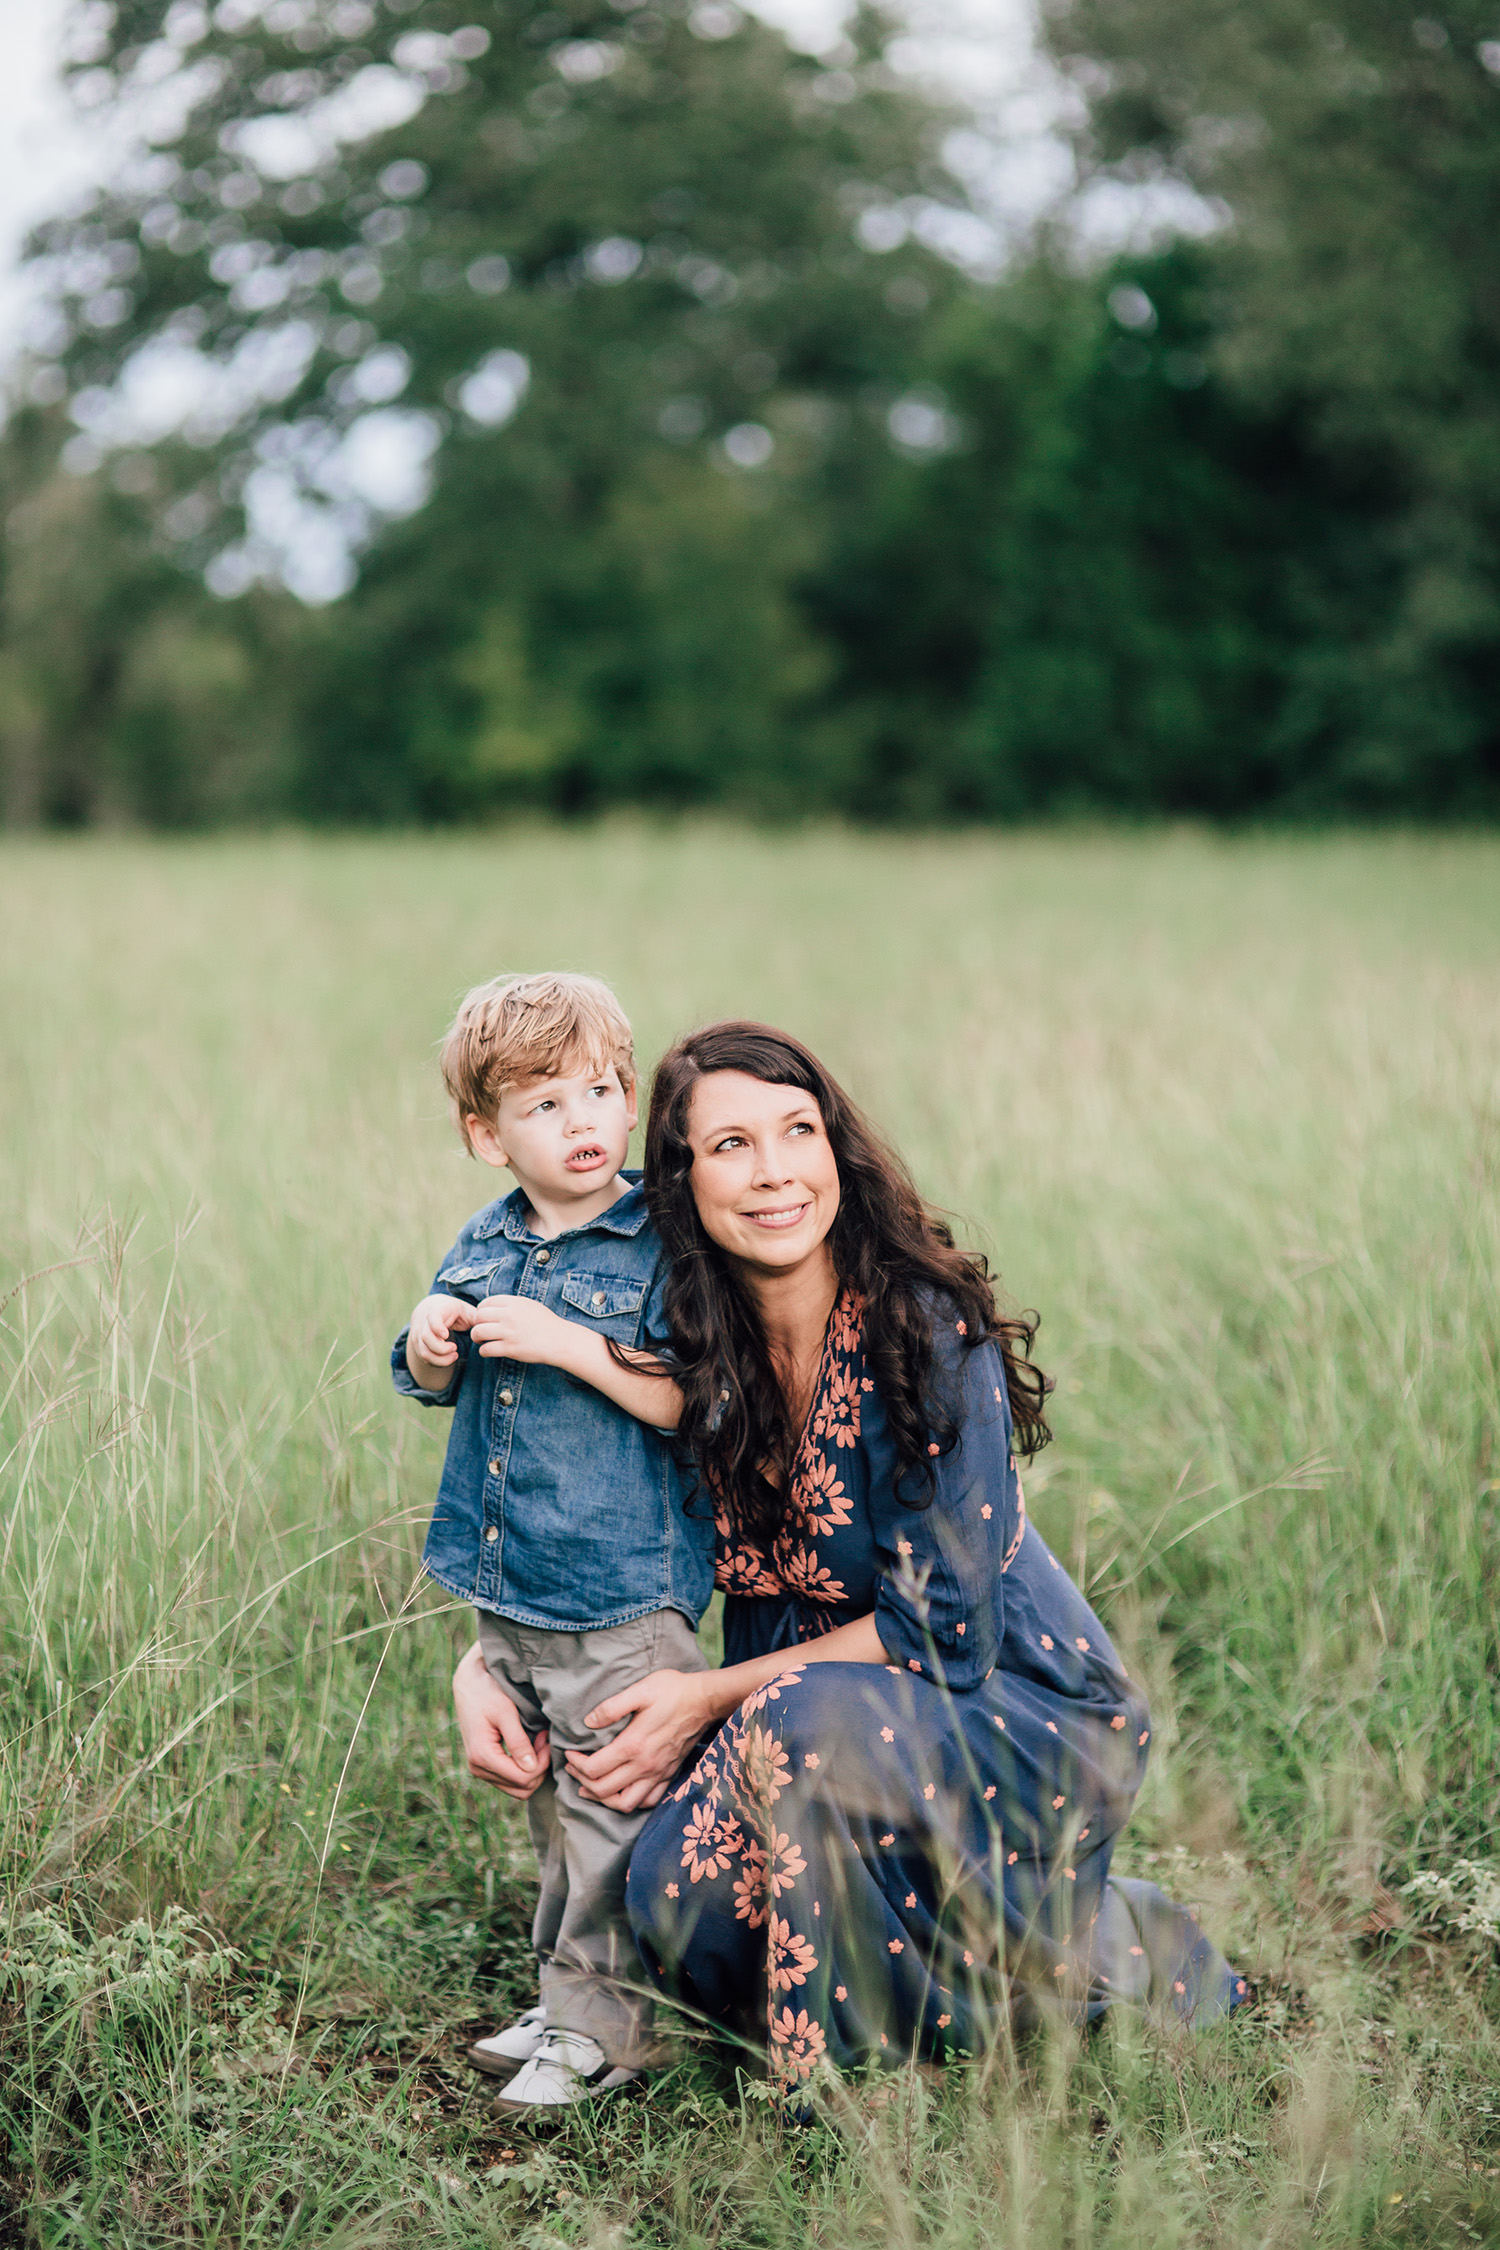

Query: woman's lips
left=740, top=1202, right=811, bottom=1230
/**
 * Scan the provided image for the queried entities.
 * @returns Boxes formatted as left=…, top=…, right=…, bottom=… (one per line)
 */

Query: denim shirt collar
left=471, top=1170, right=652, bottom=1245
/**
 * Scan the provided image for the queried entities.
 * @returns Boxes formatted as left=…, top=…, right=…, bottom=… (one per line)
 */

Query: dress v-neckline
left=784, top=1284, right=851, bottom=1465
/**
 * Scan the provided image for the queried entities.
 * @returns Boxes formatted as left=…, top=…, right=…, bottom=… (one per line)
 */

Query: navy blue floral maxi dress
left=626, top=1292, right=1244, bottom=2085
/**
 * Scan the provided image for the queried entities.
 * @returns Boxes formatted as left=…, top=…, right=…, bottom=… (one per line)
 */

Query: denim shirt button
left=591, top=1291, right=606, bottom=1308
left=484, top=1525, right=499, bottom=1543
left=488, top=1457, right=501, bottom=1475
left=499, top=1389, right=513, bottom=1406
left=536, top=1249, right=551, bottom=1264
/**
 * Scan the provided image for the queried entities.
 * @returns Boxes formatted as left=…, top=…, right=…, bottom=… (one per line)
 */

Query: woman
left=455, top=1023, right=1243, bottom=2084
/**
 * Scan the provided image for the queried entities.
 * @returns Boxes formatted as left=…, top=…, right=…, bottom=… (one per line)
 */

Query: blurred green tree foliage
left=1048, top=0, right=1500, bottom=806
left=1, top=0, right=1497, bottom=822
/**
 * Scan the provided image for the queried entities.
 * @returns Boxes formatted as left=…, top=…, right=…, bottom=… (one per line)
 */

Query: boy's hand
left=405, top=1294, right=477, bottom=1392
left=469, top=1295, right=578, bottom=1368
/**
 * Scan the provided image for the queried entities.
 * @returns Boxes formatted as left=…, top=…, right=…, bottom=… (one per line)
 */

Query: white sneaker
left=468, top=2004, right=547, bottom=2077
left=492, top=2027, right=641, bottom=2111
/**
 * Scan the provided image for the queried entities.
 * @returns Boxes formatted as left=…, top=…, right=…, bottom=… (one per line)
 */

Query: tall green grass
left=2, top=827, right=1498, bottom=2247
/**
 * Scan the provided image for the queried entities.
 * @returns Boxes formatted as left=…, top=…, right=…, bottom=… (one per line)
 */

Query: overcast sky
left=0, top=2, right=97, bottom=288
left=0, top=0, right=1057, bottom=309
left=0, top=0, right=1191, bottom=600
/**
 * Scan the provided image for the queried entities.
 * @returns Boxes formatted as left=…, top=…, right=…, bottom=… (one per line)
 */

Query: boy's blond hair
left=440, top=972, right=635, bottom=1143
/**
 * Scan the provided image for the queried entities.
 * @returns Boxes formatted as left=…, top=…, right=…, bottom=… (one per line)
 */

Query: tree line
left=2, top=0, right=1497, bottom=826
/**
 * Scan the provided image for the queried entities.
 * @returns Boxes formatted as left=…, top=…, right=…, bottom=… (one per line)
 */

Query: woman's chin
left=730, top=1224, right=828, bottom=1272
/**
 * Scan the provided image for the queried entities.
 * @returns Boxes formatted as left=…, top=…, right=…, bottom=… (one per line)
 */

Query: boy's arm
left=466, top=1297, right=684, bottom=1430
left=394, top=1294, right=478, bottom=1402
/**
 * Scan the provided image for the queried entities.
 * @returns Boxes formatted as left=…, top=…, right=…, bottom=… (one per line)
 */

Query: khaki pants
left=476, top=1605, right=707, bottom=2068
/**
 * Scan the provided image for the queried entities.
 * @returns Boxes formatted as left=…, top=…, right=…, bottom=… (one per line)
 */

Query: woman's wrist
left=696, top=1615, right=889, bottom=1726
left=697, top=1650, right=788, bottom=1724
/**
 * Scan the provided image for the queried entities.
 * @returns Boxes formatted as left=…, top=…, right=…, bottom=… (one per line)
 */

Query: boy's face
left=467, top=1060, right=637, bottom=1207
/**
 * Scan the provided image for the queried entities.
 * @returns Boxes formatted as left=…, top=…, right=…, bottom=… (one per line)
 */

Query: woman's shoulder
left=906, top=1284, right=990, bottom=1373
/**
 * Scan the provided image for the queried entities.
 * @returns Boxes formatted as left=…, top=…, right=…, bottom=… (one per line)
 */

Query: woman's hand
left=567, top=1669, right=715, bottom=1812
left=452, top=1640, right=550, bottom=1799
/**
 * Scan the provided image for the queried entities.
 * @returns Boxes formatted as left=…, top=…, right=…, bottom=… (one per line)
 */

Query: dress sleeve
left=869, top=1319, right=1020, bottom=1692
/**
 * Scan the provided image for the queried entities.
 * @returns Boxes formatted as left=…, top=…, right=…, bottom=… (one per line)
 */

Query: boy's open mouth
left=565, top=1144, right=611, bottom=1171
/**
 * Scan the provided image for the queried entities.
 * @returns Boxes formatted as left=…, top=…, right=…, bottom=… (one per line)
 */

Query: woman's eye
left=714, top=1135, right=746, bottom=1153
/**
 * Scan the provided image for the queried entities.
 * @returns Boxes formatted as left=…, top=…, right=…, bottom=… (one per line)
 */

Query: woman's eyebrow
left=699, top=1102, right=819, bottom=1138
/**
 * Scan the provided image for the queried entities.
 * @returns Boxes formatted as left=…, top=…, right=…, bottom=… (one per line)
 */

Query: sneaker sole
left=492, top=2065, right=641, bottom=2112
left=467, top=2043, right=534, bottom=2080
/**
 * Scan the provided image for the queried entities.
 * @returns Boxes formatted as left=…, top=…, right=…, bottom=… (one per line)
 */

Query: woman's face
left=685, top=1070, right=841, bottom=1278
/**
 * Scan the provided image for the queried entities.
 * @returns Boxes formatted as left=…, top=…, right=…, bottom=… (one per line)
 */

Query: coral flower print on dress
left=733, top=1857, right=768, bottom=1927
left=739, top=1668, right=806, bottom=1717
left=769, top=1914, right=819, bottom=1991
left=798, top=1451, right=854, bottom=1534
left=768, top=1829, right=807, bottom=1897
left=769, top=2007, right=827, bottom=2080
left=778, top=1544, right=846, bottom=1603
left=813, top=1365, right=864, bottom=1448
left=740, top=1724, right=792, bottom=1805
left=681, top=1802, right=738, bottom=1882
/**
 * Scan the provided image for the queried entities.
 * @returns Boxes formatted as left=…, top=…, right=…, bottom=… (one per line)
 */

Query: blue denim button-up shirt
left=391, top=1175, right=713, bottom=1631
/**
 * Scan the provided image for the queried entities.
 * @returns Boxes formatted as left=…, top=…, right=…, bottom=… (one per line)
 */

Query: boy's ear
left=624, top=1081, right=639, bottom=1133
left=466, top=1112, right=511, bottom=1171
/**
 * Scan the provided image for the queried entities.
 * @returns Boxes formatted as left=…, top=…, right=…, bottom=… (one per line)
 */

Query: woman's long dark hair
left=642, top=1021, right=1052, bottom=1549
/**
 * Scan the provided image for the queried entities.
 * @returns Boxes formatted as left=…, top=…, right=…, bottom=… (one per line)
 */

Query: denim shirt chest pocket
left=559, top=1268, right=647, bottom=1341
left=435, top=1258, right=505, bottom=1303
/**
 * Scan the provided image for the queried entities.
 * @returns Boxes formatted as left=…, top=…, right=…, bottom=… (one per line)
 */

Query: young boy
left=392, top=971, right=711, bottom=2112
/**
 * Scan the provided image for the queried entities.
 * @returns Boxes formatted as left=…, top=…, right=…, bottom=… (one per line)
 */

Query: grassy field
left=2, top=826, right=1498, bottom=2249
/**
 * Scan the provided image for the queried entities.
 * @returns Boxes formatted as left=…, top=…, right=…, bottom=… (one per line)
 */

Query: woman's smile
left=740, top=1201, right=812, bottom=1229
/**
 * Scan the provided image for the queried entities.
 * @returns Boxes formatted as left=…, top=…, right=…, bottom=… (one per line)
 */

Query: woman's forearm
left=555, top=1326, right=684, bottom=1430
left=696, top=1611, right=888, bottom=1727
